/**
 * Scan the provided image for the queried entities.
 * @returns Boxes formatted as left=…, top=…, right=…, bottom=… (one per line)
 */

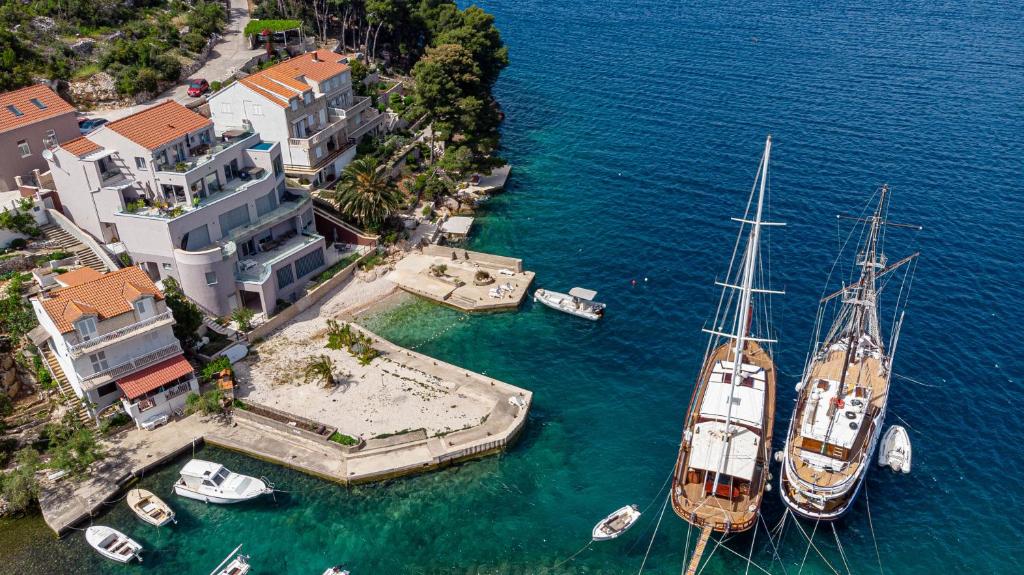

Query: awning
left=117, top=355, right=194, bottom=400
left=569, top=287, right=597, bottom=300
left=688, top=421, right=759, bottom=481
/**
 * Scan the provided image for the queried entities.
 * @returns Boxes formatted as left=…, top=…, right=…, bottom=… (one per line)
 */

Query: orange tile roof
left=118, top=354, right=193, bottom=400
left=105, top=100, right=212, bottom=150
left=55, top=267, right=103, bottom=287
left=0, top=84, right=76, bottom=134
left=39, top=267, right=164, bottom=333
left=60, top=136, right=102, bottom=158
left=238, top=51, right=347, bottom=106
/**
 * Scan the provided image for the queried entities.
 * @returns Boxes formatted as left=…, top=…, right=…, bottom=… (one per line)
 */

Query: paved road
left=87, top=0, right=263, bottom=121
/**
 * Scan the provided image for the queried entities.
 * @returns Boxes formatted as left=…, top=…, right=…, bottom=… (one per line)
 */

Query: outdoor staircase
left=38, top=225, right=110, bottom=272
left=41, top=346, right=94, bottom=427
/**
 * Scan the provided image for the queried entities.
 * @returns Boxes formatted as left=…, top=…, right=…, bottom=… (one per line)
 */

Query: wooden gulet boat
left=779, top=185, right=920, bottom=520
left=671, top=135, right=781, bottom=536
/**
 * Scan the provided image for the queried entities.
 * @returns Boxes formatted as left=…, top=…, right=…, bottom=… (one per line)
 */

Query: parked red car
left=187, top=79, right=210, bottom=97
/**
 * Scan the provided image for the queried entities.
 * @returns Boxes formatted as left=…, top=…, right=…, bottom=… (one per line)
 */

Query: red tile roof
left=39, top=267, right=164, bottom=333
left=118, top=354, right=194, bottom=400
left=0, top=84, right=76, bottom=134
left=60, top=136, right=102, bottom=157
left=238, top=51, right=348, bottom=106
left=54, top=267, right=103, bottom=287
left=105, top=100, right=212, bottom=150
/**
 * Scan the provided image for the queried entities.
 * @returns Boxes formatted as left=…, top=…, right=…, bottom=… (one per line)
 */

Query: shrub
left=118, top=252, right=133, bottom=267
left=0, top=394, right=12, bottom=417
left=328, top=432, right=357, bottom=446
left=231, top=306, right=255, bottom=331
left=7, top=238, right=27, bottom=250
left=99, top=412, right=131, bottom=435
left=185, top=390, right=225, bottom=415
left=210, top=80, right=222, bottom=91
left=201, top=356, right=232, bottom=382
left=44, top=413, right=104, bottom=476
left=421, top=205, right=432, bottom=217
left=0, top=448, right=41, bottom=514
left=182, top=31, right=208, bottom=53
left=163, top=278, right=203, bottom=350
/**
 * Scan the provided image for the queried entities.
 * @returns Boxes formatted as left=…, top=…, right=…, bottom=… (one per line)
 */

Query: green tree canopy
left=326, top=157, right=404, bottom=231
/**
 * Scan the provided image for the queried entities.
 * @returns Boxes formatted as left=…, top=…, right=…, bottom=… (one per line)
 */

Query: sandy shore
left=234, top=272, right=494, bottom=438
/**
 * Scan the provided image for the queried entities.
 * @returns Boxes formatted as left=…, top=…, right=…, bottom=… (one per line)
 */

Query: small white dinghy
left=878, top=425, right=912, bottom=473
left=534, top=287, right=606, bottom=321
left=127, top=488, right=176, bottom=526
left=211, top=544, right=250, bottom=575
left=85, top=525, right=143, bottom=563
left=174, top=459, right=274, bottom=504
left=322, top=567, right=351, bottom=575
left=592, top=504, right=641, bottom=541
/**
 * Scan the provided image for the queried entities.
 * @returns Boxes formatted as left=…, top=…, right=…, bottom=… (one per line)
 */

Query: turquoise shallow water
left=4, top=0, right=1024, bottom=572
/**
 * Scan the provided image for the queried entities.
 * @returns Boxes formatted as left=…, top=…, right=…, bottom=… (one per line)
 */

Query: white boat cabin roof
left=689, top=421, right=759, bottom=481
left=568, top=287, right=597, bottom=300
left=800, top=379, right=871, bottom=450
left=698, top=360, right=766, bottom=429
left=180, top=459, right=226, bottom=479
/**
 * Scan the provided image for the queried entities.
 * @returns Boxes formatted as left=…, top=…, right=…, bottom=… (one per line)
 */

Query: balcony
left=347, top=108, right=385, bottom=141
left=288, top=117, right=345, bottom=149
left=236, top=232, right=324, bottom=284
left=223, top=193, right=311, bottom=246
left=82, top=342, right=183, bottom=388
left=118, top=169, right=273, bottom=220
left=328, top=96, right=371, bottom=122
left=154, top=130, right=256, bottom=175
left=67, top=310, right=175, bottom=358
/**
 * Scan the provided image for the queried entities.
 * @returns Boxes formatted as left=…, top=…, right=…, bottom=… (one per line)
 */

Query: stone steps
left=41, top=347, right=93, bottom=427
left=39, top=225, right=110, bottom=272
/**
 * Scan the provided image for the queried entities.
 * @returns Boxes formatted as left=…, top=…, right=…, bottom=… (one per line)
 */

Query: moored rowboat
left=127, top=488, right=176, bottom=526
left=592, top=504, right=641, bottom=541
left=85, top=525, right=143, bottom=563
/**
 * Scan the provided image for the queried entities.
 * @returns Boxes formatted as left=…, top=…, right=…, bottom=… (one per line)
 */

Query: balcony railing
left=154, top=130, right=255, bottom=175
left=67, top=310, right=175, bottom=357
left=347, top=109, right=385, bottom=141
left=288, top=117, right=345, bottom=149
left=84, top=342, right=183, bottom=384
left=222, top=194, right=310, bottom=246
left=236, top=233, right=324, bottom=284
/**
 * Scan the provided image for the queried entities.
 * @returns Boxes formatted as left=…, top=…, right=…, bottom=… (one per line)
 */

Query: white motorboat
left=534, top=287, right=605, bottom=320
left=174, top=459, right=274, bottom=504
left=127, top=488, right=176, bottom=526
left=322, top=567, right=351, bottom=575
left=591, top=504, right=641, bottom=541
left=85, top=525, right=143, bottom=563
left=211, top=545, right=250, bottom=575
left=878, top=425, right=912, bottom=473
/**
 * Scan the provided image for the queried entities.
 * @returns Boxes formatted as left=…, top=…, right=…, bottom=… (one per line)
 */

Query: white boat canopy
left=568, top=287, right=597, bottom=300
left=689, top=421, right=759, bottom=481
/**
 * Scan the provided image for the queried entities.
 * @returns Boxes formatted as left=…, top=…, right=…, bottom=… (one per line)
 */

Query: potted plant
left=473, top=270, right=493, bottom=286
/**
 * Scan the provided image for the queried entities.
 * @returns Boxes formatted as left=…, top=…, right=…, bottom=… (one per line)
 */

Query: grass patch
left=328, top=432, right=358, bottom=446
left=373, top=427, right=424, bottom=440
left=311, top=251, right=363, bottom=286
left=358, top=252, right=384, bottom=271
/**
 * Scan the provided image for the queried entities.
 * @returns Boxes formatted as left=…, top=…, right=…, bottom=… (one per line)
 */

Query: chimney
left=311, top=51, right=320, bottom=63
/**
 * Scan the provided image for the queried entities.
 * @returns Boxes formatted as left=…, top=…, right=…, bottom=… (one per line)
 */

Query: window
left=218, top=204, right=251, bottom=235
left=30, top=98, right=47, bottom=109
left=133, top=297, right=150, bottom=318
left=89, top=351, right=108, bottom=373
left=221, top=102, right=232, bottom=113
left=205, top=271, right=218, bottom=285
left=17, top=140, right=31, bottom=157
left=6, top=104, right=22, bottom=117
left=255, top=191, right=278, bottom=217
left=314, top=146, right=323, bottom=159
left=76, top=317, right=98, bottom=341
left=96, top=382, right=118, bottom=397
left=294, top=248, right=324, bottom=279
left=43, top=129, right=57, bottom=148
left=303, top=92, right=311, bottom=105
left=272, top=155, right=283, bottom=177
left=162, top=262, right=173, bottom=271
left=290, top=99, right=298, bottom=111
left=183, top=223, right=211, bottom=250
left=276, top=265, right=294, bottom=288
left=252, top=103, right=263, bottom=116
left=135, top=157, right=147, bottom=170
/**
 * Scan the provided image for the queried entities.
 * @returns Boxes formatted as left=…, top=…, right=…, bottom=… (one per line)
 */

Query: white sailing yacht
left=779, top=185, right=920, bottom=520
left=671, top=135, right=781, bottom=536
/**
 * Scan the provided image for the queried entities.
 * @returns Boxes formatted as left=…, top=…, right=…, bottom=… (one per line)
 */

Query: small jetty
left=389, top=245, right=535, bottom=311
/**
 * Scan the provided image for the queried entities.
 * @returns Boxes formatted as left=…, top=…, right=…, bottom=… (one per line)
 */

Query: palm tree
left=326, top=157, right=403, bottom=230
left=303, top=355, right=335, bottom=388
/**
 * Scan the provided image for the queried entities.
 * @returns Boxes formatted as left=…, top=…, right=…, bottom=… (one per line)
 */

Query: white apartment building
left=44, top=100, right=330, bottom=317
left=208, top=50, right=385, bottom=188
left=32, top=267, right=198, bottom=428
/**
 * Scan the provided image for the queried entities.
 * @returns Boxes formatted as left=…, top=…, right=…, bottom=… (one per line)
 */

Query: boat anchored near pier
left=534, top=287, right=605, bottom=320
left=174, top=459, right=274, bottom=504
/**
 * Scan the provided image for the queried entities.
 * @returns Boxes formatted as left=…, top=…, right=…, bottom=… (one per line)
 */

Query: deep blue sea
left=3, top=0, right=1023, bottom=573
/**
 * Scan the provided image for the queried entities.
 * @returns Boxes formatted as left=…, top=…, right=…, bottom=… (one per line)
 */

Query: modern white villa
left=31, top=267, right=199, bottom=428
left=43, top=100, right=329, bottom=317
left=208, top=50, right=385, bottom=188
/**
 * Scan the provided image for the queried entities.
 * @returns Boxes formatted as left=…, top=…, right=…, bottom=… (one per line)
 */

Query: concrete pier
left=389, top=245, right=535, bottom=312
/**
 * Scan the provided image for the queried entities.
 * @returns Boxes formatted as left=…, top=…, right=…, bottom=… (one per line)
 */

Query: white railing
left=348, top=110, right=385, bottom=141
left=84, top=342, right=182, bottom=383
left=68, top=311, right=175, bottom=357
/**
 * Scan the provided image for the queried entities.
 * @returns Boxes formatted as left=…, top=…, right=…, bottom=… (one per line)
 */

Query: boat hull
left=127, top=488, right=175, bottom=527
left=534, top=289, right=604, bottom=321
left=174, top=482, right=267, bottom=504
left=85, top=526, right=143, bottom=563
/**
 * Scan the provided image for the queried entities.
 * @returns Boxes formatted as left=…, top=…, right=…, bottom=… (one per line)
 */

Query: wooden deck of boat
left=671, top=340, right=776, bottom=533
left=787, top=348, right=888, bottom=487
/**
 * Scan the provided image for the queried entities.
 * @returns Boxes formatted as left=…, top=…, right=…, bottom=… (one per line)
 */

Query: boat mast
left=710, top=135, right=771, bottom=496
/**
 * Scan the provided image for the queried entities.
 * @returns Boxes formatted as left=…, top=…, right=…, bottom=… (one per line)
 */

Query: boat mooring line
left=893, top=373, right=941, bottom=389
left=636, top=494, right=670, bottom=575
left=759, top=513, right=790, bottom=575
left=792, top=517, right=839, bottom=575
left=864, top=487, right=885, bottom=575
left=831, top=523, right=852, bottom=575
